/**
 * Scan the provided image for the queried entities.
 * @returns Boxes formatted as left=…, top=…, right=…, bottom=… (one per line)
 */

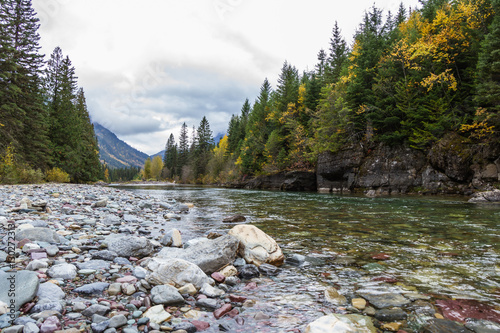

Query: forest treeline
left=0, top=0, right=102, bottom=183
left=153, top=0, right=500, bottom=184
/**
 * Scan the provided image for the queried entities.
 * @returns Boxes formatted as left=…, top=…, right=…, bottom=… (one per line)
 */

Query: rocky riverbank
left=0, top=184, right=499, bottom=333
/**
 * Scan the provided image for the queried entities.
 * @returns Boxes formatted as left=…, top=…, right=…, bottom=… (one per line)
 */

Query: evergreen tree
left=45, top=47, right=81, bottom=178
left=326, top=21, right=348, bottom=84
left=193, top=116, right=213, bottom=178
left=73, top=88, right=102, bottom=181
left=475, top=0, right=500, bottom=122
left=241, top=79, right=272, bottom=173
left=0, top=0, right=50, bottom=168
left=176, top=122, right=189, bottom=175
left=163, top=133, right=177, bottom=178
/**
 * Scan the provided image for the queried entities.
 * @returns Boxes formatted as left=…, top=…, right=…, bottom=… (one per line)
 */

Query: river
left=114, top=184, right=500, bottom=331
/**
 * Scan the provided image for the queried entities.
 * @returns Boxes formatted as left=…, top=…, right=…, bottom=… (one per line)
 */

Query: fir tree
left=326, top=21, right=348, bottom=84
left=0, top=0, right=50, bottom=167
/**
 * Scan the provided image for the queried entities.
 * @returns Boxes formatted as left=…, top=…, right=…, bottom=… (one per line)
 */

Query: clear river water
left=115, top=184, right=500, bottom=331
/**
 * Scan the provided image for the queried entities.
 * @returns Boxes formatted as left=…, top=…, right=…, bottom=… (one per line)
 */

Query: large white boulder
left=228, top=224, right=284, bottom=266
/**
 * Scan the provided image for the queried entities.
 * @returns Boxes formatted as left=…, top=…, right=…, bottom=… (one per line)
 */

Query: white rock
left=228, top=224, right=284, bottom=266
left=142, top=304, right=172, bottom=324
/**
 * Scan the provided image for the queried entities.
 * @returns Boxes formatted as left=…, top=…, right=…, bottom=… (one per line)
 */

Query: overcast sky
left=32, top=0, right=421, bottom=155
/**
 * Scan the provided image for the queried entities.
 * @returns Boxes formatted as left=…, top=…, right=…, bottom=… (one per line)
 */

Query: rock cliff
left=317, top=133, right=500, bottom=195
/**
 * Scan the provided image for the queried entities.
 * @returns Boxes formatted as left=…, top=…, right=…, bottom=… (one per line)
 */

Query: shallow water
left=116, top=185, right=500, bottom=327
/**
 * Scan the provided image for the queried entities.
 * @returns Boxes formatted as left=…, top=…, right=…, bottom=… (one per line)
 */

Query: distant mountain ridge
left=94, top=123, right=148, bottom=169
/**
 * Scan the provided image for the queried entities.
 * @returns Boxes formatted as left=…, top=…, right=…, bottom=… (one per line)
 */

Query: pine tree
left=73, top=88, right=102, bottom=181
left=163, top=133, right=177, bottom=178
left=326, top=21, right=348, bottom=84
left=475, top=0, right=500, bottom=120
left=241, top=79, right=272, bottom=173
left=193, top=116, right=213, bottom=178
left=0, top=0, right=50, bottom=168
left=176, top=122, right=188, bottom=175
left=45, top=48, right=80, bottom=175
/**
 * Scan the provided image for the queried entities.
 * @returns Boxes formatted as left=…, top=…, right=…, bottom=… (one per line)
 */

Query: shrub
left=45, top=167, right=70, bottom=183
left=18, top=166, right=44, bottom=184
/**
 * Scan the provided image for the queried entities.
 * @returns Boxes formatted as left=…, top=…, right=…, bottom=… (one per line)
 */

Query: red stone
left=197, top=294, right=207, bottom=300
left=436, top=299, right=500, bottom=324
left=20, top=302, right=35, bottom=314
left=129, top=299, right=142, bottom=308
left=211, top=272, right=225, bottom=283
left=129, top=257, right=138, bottom=261
left=229, top=295, right=247, bottom=303
left=214, top=303, right=232, bottom=319
left=244, top=282, right=258, bottom=290
left=227, top=308, right=239, bottom=318
left=17, top=238, right=31, bottom=249
left=192, top=320, right=210, bottom=331
left=371, top=253, right=390, bottom=260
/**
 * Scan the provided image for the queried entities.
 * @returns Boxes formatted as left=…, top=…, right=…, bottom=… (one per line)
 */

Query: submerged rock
left=305, top=313, right=377, bottom=333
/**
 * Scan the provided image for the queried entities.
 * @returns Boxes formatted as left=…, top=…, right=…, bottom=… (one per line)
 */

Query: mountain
left=94, top=123, right=148, bottom=169
left=150, top=150, right=165, bottom=160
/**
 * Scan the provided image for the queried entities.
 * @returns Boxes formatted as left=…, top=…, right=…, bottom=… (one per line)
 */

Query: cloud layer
left=33, top=0, right=420, bottom=154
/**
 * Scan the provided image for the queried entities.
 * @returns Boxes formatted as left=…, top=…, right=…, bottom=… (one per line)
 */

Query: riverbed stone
left=305, top=313, right=377, bottom=333
left=47, top=263, right=77, bottom=280
left=82, top=304, right=110, bottom=317
left=239, top=264, right=260, bottom=279
left=106, top=235, right=154, bottom=258
left=91, top=250, right=118, bottom=261
left=15, top=228, right=61, bottom=243
left=374, top=308, right=407, bottom=321
left=37, top=282, right=65, bottom=302
left=76, top=260, right=111, bottom=271
left=157, top=234, right=239, bottom=274
left=200, top=282, right=225, bottom=297
left=102, top=215, right=122, bottom=225
left=436, top=299, right=500, bottom=324
left=145, top=257, right=210, bottom=289
left=73, top=282, right=110, bottom=295
left=39, top=315, right=61, bottom=333
left=108, top=314, right=127, bottom=328
left=358, top=292, right=410, bottom=309
left=160, top=228, right=182, bottom=247
left=150, top=284, right=185, bottom=305
left=228, top=224, right=284, bottom=266
left=423, top=318, right=472, bottom=333
left=465, top=319, right=500, bottom=333
left=324, top=286, right=347, bottom=305
left=0, top=270, right=39, bottom=311
left=142, top=304, right=172, bottom=324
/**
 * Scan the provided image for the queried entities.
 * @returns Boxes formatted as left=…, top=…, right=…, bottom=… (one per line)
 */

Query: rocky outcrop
left=244, top=171, right=316, bottom=191
left=317, top=135, right=500, bottom=195
left=469, top=189, right=500, bottom=203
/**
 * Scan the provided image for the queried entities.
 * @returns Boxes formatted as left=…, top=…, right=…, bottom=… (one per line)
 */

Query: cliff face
left=317, top=133, right=500, bottom=195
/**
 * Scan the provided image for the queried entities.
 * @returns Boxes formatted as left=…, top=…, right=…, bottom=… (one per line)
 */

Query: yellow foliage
left=45, top=167, right=70, bottom=183
left=460, top=108, right=495, bottom=140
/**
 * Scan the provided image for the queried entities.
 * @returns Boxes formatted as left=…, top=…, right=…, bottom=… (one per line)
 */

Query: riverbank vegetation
left=157, top=0, right=500, bottom=184
left=0, top=0, right=102, bottom=184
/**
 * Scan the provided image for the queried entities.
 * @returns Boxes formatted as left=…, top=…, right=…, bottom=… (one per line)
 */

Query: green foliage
left=45, top=167, right=70, bottom=183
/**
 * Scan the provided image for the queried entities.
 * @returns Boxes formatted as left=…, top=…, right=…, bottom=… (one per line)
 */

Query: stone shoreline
left=0, top=184, right=499, bottom=333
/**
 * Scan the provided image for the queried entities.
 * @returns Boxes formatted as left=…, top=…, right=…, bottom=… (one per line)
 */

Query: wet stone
left=423, top=318, right=472, bottom=333
left=258, top=263, right=280, bottom=276
left=239, top=264, right=260, bottom=279
left=358, top=292, right=410, bottom=309
left=374, top=308, right=407, bottom=321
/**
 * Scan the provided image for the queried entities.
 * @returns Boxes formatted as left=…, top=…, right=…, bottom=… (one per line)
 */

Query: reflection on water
left=115, top=185, right=500, bottom=308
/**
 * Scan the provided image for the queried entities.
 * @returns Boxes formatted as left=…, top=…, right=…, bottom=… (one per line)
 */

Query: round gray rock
left=150, top=284, right=185, bottom=305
